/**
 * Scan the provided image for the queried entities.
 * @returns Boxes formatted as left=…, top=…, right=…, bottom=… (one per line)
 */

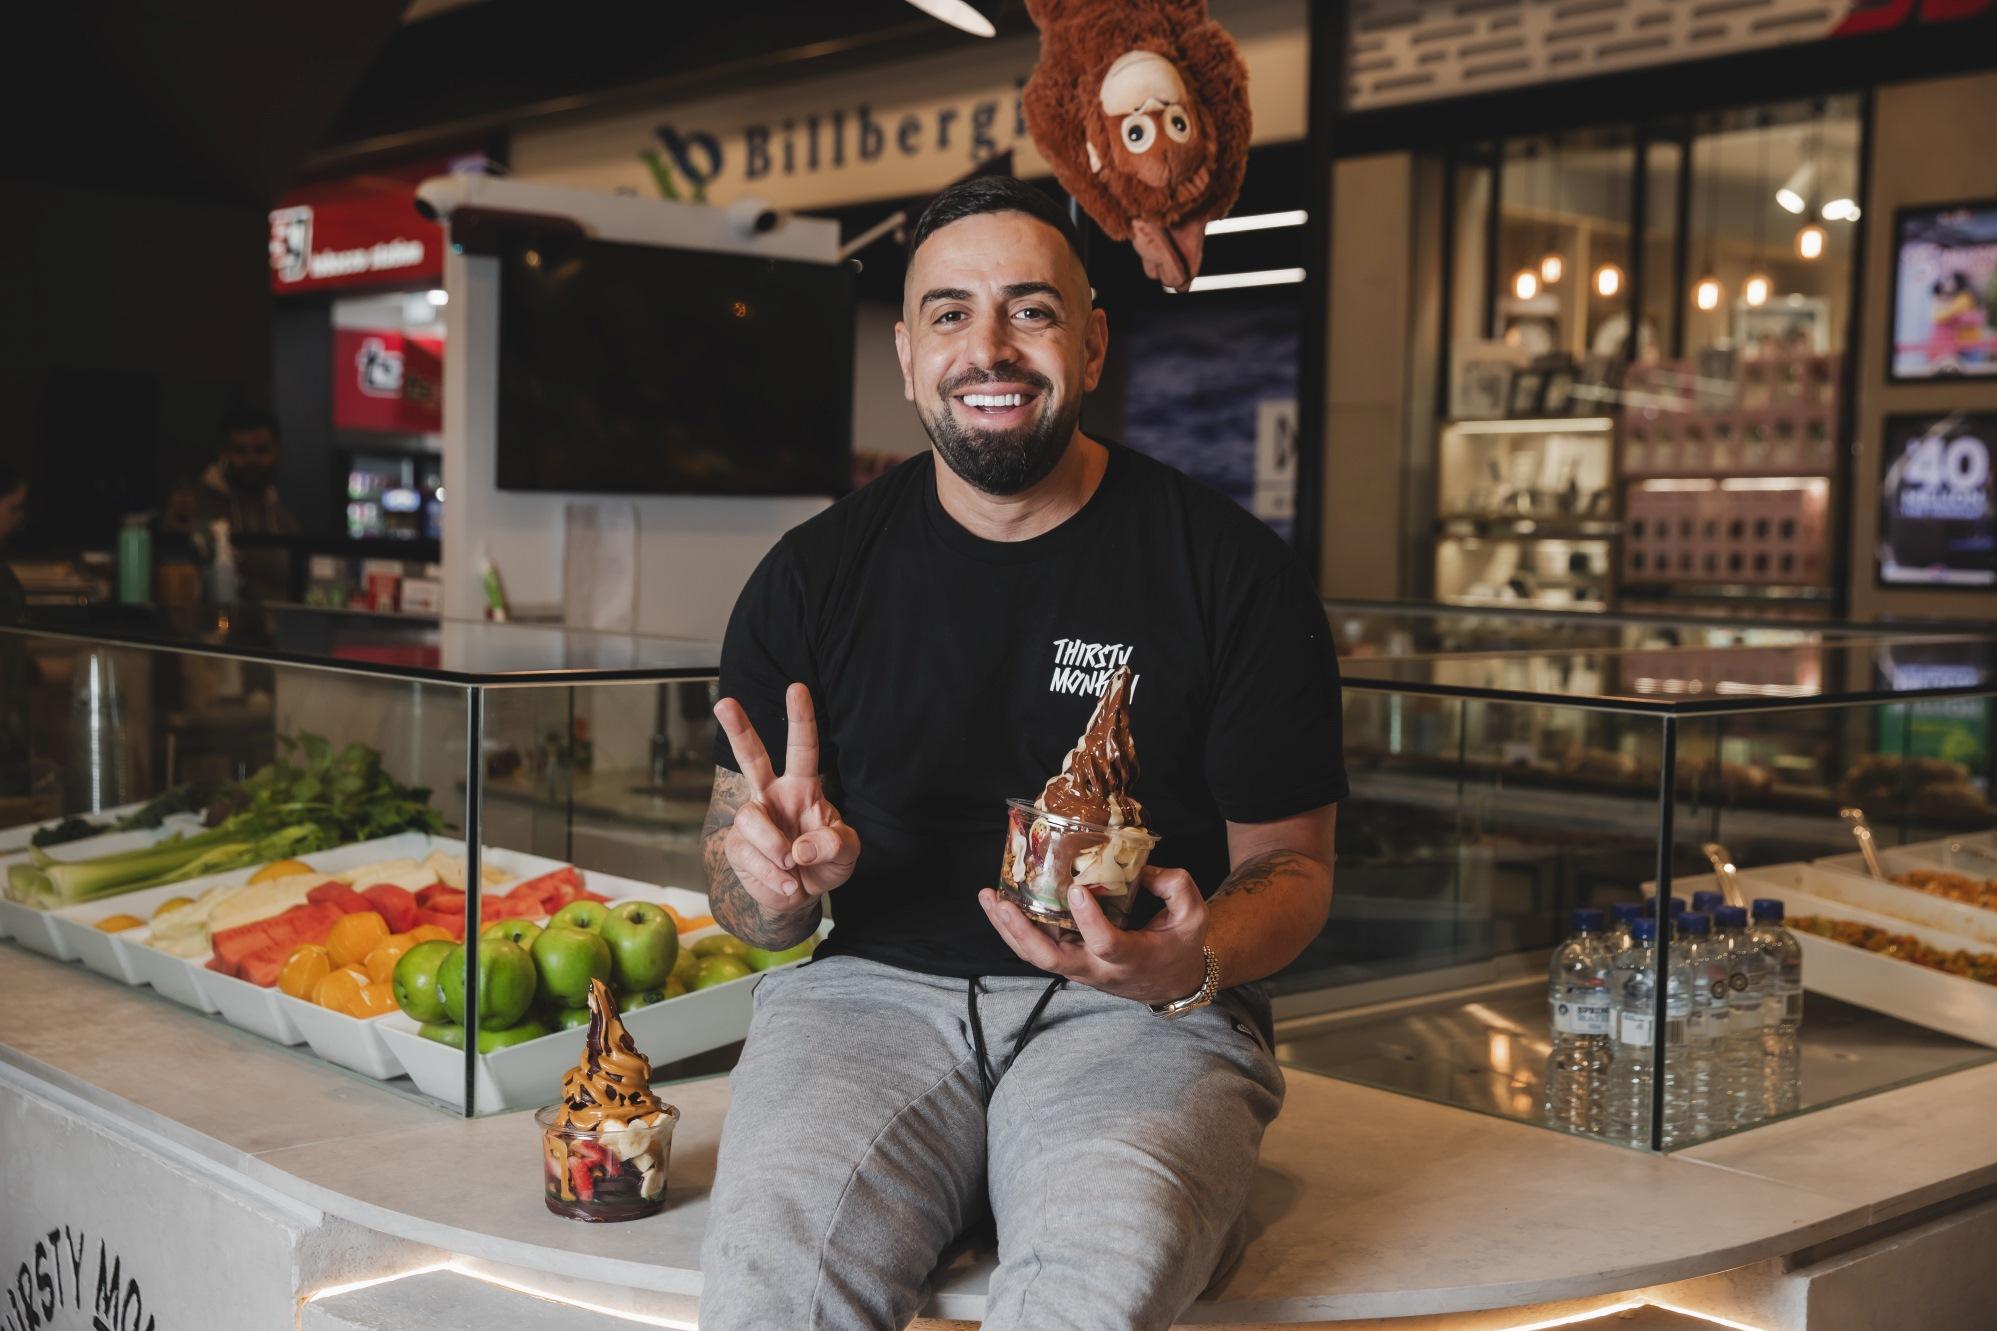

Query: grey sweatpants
left=697, top=955, right=1285, bottom=1331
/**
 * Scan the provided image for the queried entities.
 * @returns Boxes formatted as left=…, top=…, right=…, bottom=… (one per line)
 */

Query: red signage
left=269, top=159, right=454, bottom=295
left=332, top=327, right=444, bottom=434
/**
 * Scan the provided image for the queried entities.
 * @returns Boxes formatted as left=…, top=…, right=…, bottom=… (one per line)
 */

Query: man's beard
left=919, top=367, right=1081, bottom=497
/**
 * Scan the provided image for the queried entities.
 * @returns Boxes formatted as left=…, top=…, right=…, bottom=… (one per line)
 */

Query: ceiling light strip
left=1176, top=267, right=1307, bottom=292
left=1205, top=209, right=1309, bottom=234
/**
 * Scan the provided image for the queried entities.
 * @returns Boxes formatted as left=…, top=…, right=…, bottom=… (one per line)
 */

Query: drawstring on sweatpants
left=966, top=975, right=1067, bottom=1103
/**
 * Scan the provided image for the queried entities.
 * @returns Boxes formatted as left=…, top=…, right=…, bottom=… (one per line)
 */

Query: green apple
left=393, top=940, right=456, bottom=1022
left=670, top=946, right=701, bottom=987
left=418, top=1021, right=464, bottom=1048
left=662, top=975, right=688, bottom=1000
left=744, top=937, right=817, bottom=972
left=554, top=1004, right=592, bottom=1030
left=481, top=917, right=544, bottom=953
left=622, top=987, right=667, bottom=1009
left=691, top=934, right=751, bottom=962
left=477, top=1018, right=552, bottom=1053
left=599, top=901, right=678, bottom=990
left=549, top=900, right=609, bottom=934
left=531, top=925, right=613, bottom=1007
left=689, top=955, right=754, bottom=990
left=439, top=938, right=537, bottom=1031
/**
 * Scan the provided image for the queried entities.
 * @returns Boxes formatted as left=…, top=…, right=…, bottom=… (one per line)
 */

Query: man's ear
left=1081, top=306, right=1109, bottom=393
left=894, top=320, right=915, bottom=402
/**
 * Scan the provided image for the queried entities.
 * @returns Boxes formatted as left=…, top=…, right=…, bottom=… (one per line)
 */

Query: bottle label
left=1618, top=1012, right=1654, bottom=1046
left=1553, top=996, right=1612, bottom=1035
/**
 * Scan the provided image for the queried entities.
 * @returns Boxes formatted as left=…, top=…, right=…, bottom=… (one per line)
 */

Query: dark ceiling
left=311, top=0, right=1037, bottom=174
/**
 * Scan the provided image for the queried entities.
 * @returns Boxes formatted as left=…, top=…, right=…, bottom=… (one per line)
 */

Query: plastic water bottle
left=1751, top=899, right=1804, bottom=1116
left=1676, top=912, right=1727, bottom=1141
left=1691, top=889, right=1725, bottom=916
left=1607, top=918, right=1692, bottom=1148
left=1607, top=900, right=1644, bottom=954
left=1713, top=905, right=1769, bottom=1127
left=1545, top=907, right=1614, bottom=1133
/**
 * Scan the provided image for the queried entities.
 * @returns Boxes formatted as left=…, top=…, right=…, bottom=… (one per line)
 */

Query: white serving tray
left=1801, top=853, right=1997, bottom=944
left=0, top=813, right=213, bottom=958
left=382, top=910, right=825, bottom=1114
left=275, top=853, right=707, bottom=1085
left=51, top=880, right=213, bottom=985
left=1671, top=864, right=1997, bottom=1049
left=0, top=800, right=179, bottom=852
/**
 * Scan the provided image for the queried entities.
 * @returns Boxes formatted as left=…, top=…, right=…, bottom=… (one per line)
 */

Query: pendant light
left=1509, top=143, right=1542, bottom=302
left=1538, top=137, right=1565, bottom=284
left=1692, top=122, right=1723, bottom=314
left=1590, top=139, right=1623, bottom=301
left=1794, top=102, right=1829, bottom=261
left=899, top=0, right=995, bottom=37
left=1743, top=112, right=1773, bottom=307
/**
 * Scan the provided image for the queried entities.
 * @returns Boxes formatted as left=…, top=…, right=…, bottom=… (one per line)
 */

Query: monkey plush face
left=1087, top=50, right=1212, bottom=213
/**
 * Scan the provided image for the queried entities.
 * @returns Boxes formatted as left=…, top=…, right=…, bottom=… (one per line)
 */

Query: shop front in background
left=1431, top=99, right=1863, bottom=620
left=267, top=155, right=481, bottom=617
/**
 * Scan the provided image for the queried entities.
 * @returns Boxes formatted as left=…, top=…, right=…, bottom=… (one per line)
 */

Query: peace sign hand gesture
left=712, top=683, right=861, bottom=912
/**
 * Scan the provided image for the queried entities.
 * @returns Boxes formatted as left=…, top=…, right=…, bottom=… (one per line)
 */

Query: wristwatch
left=1149, top=946, right=1221, bottom=1020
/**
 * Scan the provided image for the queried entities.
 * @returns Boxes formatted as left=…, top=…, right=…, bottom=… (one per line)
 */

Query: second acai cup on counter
left=999, top=797, right=1159, bottom=930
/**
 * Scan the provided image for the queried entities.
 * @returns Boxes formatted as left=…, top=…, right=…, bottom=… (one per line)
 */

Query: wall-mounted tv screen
left=1876, top=412, right=1995, bottom=590
left=1890, top=201, right=1997, bottom=382
left=495, top=233, right=853, bottom=495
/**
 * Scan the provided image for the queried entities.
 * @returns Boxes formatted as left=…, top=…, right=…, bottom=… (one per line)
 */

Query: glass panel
left=1493, top=132, right=1637, bottom=364
left=1, top=618, right=722, bottom=1118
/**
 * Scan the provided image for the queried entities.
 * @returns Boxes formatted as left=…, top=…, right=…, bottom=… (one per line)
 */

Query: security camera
left=726, top=196, right=784, bottom=237
left=414, top=175, right=472, bottom=223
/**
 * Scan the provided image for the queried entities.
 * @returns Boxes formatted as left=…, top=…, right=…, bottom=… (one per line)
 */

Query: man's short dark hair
left=906, top=177, right=1086, bottom=270
left=220, top=406, right=281, bottom=441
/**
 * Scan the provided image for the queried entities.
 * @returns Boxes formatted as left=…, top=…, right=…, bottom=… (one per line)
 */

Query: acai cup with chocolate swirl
left=538, top=979, right=680, bottom=1222
left=1000, top=667, right=1159, bottom=931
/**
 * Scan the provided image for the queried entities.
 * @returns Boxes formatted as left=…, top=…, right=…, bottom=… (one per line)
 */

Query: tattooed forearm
left=701, top=767, right=821, bottom=949
left=1211, top=848, right=1324, bottom=901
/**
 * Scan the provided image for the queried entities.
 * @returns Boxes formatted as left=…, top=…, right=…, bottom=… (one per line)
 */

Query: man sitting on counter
left=698, top=176, right=1346, bottom=1331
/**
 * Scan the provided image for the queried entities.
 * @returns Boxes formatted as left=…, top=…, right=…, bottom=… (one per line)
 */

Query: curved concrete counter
left=5, top=944, right=1997, bottom=1328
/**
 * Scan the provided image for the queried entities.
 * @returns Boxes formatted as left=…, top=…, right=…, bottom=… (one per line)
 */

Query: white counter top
left=5, top=942, right=1995, bottom=1323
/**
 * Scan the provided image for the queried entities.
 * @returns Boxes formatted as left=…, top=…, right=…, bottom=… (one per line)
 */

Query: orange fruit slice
left=312, top=965, right=368, bottom=1013
left=363, top=934, right=417, bottom=985
left=326, top=911, right=391, bottom=968
left=279, top=944, right=333, bottom=1000
left=407, top=924, right=454, bottom=944
left=95, top=914, right=144, bottom=933
left=350, top=980, right=400, bottom=1019
left=249, top=859, right=314, bottom=885
left=151, top=897, right=194, bottom=920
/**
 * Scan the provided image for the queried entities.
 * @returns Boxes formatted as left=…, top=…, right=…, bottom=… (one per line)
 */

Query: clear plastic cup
left=998, top=797, right=1160, bottom=931
left=536, top=1103, right=680, bottom=1222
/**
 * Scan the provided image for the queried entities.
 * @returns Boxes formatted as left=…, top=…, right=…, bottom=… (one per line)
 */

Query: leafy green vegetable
left=28, top=817, right=104, bottom=849
left=5, top=734, right=443, bottom=908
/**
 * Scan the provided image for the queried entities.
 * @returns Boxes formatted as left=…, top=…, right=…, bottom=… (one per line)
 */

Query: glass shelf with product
left=0, top=607, right=752, bottom=1117
left=1276, top=629, right=1997, bottom=1152
left=1432, top=418, right=1619, bottom=612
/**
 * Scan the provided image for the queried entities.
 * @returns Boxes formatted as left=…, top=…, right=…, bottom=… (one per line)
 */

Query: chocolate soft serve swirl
left=1037, top=666, right=1144, bottom=828
left=556, top=978, right=667, bottom=1129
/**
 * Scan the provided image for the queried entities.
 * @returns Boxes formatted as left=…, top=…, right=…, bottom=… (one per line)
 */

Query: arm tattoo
left=1211, top=848, right=1319, bottom=902
left=701, top=767, right=821, bottom=949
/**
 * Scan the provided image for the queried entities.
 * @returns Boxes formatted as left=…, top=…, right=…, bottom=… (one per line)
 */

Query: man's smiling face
left=896, top=209, right=1106, bottom=496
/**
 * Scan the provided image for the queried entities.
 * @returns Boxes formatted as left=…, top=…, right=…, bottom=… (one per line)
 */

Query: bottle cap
left=1679, top=911, right=1711, bottom=935
left=1715, top=905, right=1748, bottom=929
left=1610, top=901, right=1643, bottom=924
left=1752, top=898, right=1785, bottom=923
left=1691, top=890, right=1724, bottom=912
left=1667, top=896, right=1688, bottom=915
left=1630, top=917, right=1661, bottom=943
left=1572, top=907, right=1606, bottom=933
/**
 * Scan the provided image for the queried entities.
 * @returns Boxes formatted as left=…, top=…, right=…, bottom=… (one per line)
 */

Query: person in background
left=194, top=407, right=299, bottom=602
left=0, top=460, right=27, bottom=622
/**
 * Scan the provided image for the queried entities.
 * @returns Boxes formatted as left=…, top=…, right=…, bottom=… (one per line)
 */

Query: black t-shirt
left=712, top=440, right=1348, bottom=979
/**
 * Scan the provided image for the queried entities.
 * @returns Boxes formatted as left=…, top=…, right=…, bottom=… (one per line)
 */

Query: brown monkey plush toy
left=1023, top=0, right=1252, bottom=292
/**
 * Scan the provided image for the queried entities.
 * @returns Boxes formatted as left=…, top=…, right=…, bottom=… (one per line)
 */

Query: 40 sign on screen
left=1877, top=412, right=1997, bottom=589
